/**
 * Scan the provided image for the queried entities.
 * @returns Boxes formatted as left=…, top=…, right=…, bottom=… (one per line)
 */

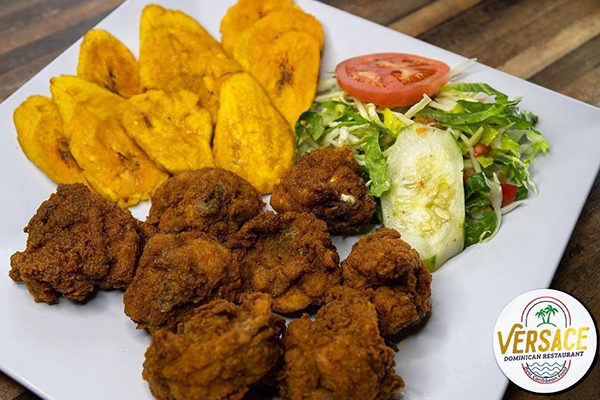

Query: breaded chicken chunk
left=271, top=147, right=376, bottom=234
left=233, top=211, right=340, bottom=313
left=342, top=228, right=432, bottom=336
left=9, top=183, right=140, bottom=304
left=123, top=232, right=241, bottom=332
left=147, top=168, right=264, bottom=241
left=281, top=286, right=404, bottom=400
left=143, top=293, right=285, bottom=400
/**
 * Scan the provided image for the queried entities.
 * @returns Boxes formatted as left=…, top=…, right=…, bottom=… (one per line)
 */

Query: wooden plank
left=559, top=65, right=600, bottom=107
left=0, top=10, right=119, bottom=101
left=0, top=0, right=44, bottom=20
left=0, top=52, right=57, bottom=101
left=0, top=372, right=25, bottom=400
left=530, top=34, right=600, bottom=107
left=417, top=0, right=600, bottom=68
left=13, top=392, right=41, bottom=400
left=388, top=0, right=483, bottom=37
left=319, top=0, right=433, bottom=25
left=0, top=0, right=82, bottom=34
left=498, top=11, right=600, bottom=79
left=0, top=0, right=123, bottom=56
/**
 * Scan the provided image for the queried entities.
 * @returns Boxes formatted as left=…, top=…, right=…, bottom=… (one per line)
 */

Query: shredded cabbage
left=294, top=72, right=548, bottom=248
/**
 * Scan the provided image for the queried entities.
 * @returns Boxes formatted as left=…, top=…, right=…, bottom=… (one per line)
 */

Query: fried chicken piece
left=281, top=286, right=404, bottom=400
left=234, top=211, right=340, bottom=313
left=9, top=183, right=140, bottom=304
left=124, top=232, right=241, bottom=332
left=143, top=293, right=285, bottom=400
left=342, top=228, right=432, bottom=336
left=147, top=168, right=264, bottom=242
left=271, top=147, right=376, bottom=234
left=136, top=220, right=160, bottom=251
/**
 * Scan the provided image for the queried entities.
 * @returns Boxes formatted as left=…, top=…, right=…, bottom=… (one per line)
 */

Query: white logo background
left=493, top=289, right=597, bottom=393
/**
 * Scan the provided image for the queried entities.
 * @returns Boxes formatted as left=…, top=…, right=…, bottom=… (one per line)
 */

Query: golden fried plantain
left=248, top=7, right=324, bottom=48
left=139, top=29, right=210, bottom=98
left=139, top=4, right=241, bottom=121
left=213, top=72, right=294, bottom=194
left=141, top=4, right=221, bottom=43
left=224, top=6, right=323, bottom=126
left=14, top=95, right=86, bottom=185
left=50, top=74, right=126, bottom=124
left=77, top=29, right=140, bottom=98
left=51, top=75, right=168, bottom=207
left=248, top=31, right=321, bottom=127
left=229, top=29, right=254, bottom=70
left=220, top=0, right=294, bottom=58
left=121, top=90, right=214, bottom=173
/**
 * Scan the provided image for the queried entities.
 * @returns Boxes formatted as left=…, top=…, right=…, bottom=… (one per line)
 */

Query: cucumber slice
left=381, top=123, right=465, bottom=271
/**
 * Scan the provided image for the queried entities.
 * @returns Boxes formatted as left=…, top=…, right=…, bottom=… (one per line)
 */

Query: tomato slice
left=335, top=53, right=450, bottom=107
left=501, top=183, right=518, bottom=207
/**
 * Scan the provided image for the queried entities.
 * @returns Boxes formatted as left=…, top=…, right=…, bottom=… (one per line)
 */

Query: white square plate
left=1, top=1, right=599, bottom=399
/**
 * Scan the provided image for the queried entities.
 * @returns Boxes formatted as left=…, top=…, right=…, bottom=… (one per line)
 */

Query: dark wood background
left=0, top=0, right=598, bottom=399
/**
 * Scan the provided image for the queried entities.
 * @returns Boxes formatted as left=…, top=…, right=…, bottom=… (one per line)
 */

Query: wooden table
left=1, top=0, right=598, bottom=399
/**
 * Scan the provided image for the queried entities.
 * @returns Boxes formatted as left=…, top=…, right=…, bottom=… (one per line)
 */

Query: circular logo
left=493, top=289, right=597, bottom=393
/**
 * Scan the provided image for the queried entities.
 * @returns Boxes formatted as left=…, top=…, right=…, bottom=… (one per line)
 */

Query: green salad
left=295, top=71, right=549, bottom=269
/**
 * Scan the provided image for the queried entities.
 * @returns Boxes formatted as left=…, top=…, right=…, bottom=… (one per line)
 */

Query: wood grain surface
left=1, top=0, right=598, bottom=399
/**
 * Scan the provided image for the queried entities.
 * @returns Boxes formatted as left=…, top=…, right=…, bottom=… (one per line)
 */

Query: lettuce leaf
left=465, top=209, right=497, bottom=246
left=464, top=172, right=497, bottom=247
left=295, top=100, right=394, bottom=198
left=441, top=82, right=509, bottom=103
left=364, top=131, right=391, bottom=196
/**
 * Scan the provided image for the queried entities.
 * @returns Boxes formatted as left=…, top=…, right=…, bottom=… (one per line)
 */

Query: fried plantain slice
left=139, top=4, right=241, bottom=121
left=229, top=29, right=254, bottom=70
left=139, top=29, right=211, bottom=98
left=141, top=4, right=220, bottom=43
left=77, top=29, right=141, bottom=98
left=50, top=74, right=126, bottom=125
left=242, top=7, right=324, bottom=63
left=121, top=90, right=214, bottom=173
left=248, top=31, right=321, bottom=127
left=51, top=75, right=168, bottom=207
left=14, top=95, right=86, bottom=185
left=220, top=0, right=294, bottom=58
left=213, top=72, right=294, bottom=194
left=234, top=6, right=323, bottom=70
left=226, top=6, right=323, bottom=126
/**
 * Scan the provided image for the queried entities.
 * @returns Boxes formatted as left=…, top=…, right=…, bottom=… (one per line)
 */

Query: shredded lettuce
left=295, top=95, right=398, bottom=196
left=295, top=76, right=548, bottom=249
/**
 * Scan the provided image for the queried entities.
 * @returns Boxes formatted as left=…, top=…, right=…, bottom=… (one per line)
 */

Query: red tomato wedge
left=335, top=53, right=450, bottom=107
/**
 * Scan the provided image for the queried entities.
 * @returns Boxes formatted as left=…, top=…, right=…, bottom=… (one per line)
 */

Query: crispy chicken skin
left=9, top=183, right=140, bottom=304
left=136, top=219, right=160, bottom=251
left=342, top=228, right=432, bottom=336
left=143, top=293, right=285, bottom=400
left=123, top=232, right=241, bottom=332
left=233, top=211, right=341, bottom=313
left=270, top=146, right=376, bottom=234
left=280, top=286, right=404, bottom=400
left=147, top=168, right=264, bottom=241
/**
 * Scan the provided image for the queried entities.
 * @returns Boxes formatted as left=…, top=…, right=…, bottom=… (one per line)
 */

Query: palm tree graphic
left=535, top=308, right=546, bottom=326
left=544, top=305, right=558, bottom=326
left=535, top=305, right=558, bottom=327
